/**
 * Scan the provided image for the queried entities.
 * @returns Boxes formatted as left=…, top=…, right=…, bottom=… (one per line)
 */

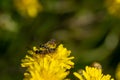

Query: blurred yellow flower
left=105, top=0, right=120, bottom=17
left=115, top=63, right=120, bottom=80
left=73, top=66, right=114, bottom=80
left=14, top=0, right=43, bottom=18
left=21, top=41, right=74, bottom=80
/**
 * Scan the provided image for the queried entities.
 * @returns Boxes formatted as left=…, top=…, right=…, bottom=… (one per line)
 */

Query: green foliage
left=0, top=0, right=120, bottom=80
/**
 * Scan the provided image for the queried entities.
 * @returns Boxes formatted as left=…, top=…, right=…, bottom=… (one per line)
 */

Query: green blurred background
left=0, top=0, right=120, bottom=80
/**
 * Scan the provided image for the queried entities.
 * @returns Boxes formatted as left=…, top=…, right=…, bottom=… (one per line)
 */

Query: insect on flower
left=35, top=39, right=58, bottom=54
left=91, top=62, right=102, bottom=69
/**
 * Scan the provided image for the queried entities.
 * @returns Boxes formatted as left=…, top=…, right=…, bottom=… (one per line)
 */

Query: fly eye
left=35, top=50, right=41, bottom=54
left=39, top=44, right=44, bottom=47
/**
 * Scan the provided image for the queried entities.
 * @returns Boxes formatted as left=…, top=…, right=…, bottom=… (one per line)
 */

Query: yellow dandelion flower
left=21, top=40, right=74, bottom=80
left=73, top=66, right=114, bottom=80
left=14, top=0, right=43, bottom=18
left=105, top=0, right=120, bottom=17
left=115, top=63, right=120, bottom=80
